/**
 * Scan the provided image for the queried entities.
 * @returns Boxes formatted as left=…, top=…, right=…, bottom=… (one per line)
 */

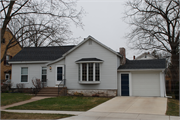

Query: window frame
left=2, top=38, right=5, bottom=43
left=55, top=65, right=65, bottom=85
left=78, top=62, right=101, bottom=84
left=6, top=55, right=10, bottom=65
left=21, top=67, right=28, bottom=83
left=5, top=73, right=10, bottom=80
left=41, top=67, right=47, bottom=82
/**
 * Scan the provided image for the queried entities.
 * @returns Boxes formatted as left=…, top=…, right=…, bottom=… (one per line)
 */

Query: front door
left=56, top=65, right=64, bottom=85
left=121, top=74, right=129, bottom=96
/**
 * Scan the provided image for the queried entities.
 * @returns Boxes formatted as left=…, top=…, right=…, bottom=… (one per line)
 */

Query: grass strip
left=8, top=96, right=111, bottom=111
left=1, top=111, right=74, bottom=119
left=1, top=93, right=33, bottom=106
left=166, top=98, right=179, bottom=116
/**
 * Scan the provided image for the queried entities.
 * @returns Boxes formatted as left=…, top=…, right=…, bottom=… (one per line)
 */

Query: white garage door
left=132, top=71, right=160, bottom=96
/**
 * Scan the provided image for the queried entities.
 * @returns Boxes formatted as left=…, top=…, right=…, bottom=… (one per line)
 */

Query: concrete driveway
left=89, top=97, right=167, bottom=115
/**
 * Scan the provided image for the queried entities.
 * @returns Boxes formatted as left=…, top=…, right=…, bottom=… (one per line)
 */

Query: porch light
left=49, top=66, right=52, bottom=70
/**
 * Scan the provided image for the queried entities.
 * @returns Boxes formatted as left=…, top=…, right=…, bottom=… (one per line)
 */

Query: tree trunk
left=1, top=1, right=15, bottom=42
left=170, top=47, right=179, bottom=99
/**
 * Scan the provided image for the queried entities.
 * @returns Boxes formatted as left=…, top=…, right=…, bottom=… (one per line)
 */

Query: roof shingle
left=9, top=45, right=75, bottom=62
left=76, top=58, right=103, bottom=62
left=118, top=59, right=166, bottom=69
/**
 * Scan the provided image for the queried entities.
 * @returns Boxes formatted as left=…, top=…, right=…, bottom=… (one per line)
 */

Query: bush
left=1, top=84, right=11, bottom=93
left=16, top=83, right=25, bottom=93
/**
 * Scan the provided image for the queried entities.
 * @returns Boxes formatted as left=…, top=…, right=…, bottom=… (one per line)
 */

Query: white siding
left=47, top=59, right=65, bottom=87
left=117, top=57, right=120, bottom=68
left=131, top=71, right=160, bottom=96
left=64, top=40, right=119, bottom=90
left=11, top=63, right=46, bottom=88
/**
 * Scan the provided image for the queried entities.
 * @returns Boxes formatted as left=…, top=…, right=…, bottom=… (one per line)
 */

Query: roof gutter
left=117, top=68, right=165, bottom=71
left=9, top=61, right=50, bottom=64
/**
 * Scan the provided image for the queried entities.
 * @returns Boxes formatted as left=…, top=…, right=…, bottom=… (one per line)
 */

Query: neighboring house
left=9, top=36, right=166, bottom=97
left=1, top=28, right=22, bottom=82
left=134, top=52, right=156, bottom=60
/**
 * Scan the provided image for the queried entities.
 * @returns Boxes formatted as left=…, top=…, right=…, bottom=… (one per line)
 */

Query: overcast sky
left=71, top=0, right=141, bottom=60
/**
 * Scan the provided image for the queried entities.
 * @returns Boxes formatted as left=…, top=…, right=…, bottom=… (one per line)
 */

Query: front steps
left=36, top=87, right=67, bottom=97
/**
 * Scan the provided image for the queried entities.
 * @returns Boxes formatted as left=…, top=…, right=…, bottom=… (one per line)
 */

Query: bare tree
left=8, top=16, right=73, bottom=47
left=0, top=0, right=84, bottom=62
left=125, top=0, right=179, bottom=98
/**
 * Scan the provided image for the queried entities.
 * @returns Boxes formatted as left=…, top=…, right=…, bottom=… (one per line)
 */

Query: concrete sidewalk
left=1, top=96, right=50, bottom=110
left=2, top=110, right=84, bottom=115
left=2, top=110, right=180, bottom=120
left=59, top=111, right=180, bottom=120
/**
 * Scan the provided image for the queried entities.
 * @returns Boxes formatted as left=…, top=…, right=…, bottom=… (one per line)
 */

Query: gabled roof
left=46, top=36, right=122, bottom=65
left=118, top=59, right=166, bottom=70
left=9, top=45, right=75, bottom=63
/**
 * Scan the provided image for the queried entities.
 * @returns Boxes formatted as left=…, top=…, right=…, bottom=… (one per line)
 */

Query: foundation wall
left=67, top=89, right=117, bottom=97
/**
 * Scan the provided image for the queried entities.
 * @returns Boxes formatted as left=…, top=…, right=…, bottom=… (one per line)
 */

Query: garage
left=118, top=59, right=166, bottom=97
left=131, top=71, right=160, bottom=96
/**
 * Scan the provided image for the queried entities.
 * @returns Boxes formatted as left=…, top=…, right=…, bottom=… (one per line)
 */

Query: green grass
left=1, top=111, right=74, bottom=119
left=1, top=93, right=33, bottom=106
left=166, top=98, right=179, bottom=116
left=8, top=96, right=111, bottom=111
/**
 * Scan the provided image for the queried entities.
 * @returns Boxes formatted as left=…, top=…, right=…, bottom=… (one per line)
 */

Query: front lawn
left=8, top=96, right=111, bottom=111
left=1, top=111, right=73, bottom=119
left=1, top=93, right=33, bottom=106
left=166, top=98, right=179, bottom=116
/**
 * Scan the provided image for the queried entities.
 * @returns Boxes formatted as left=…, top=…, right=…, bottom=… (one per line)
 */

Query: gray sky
left=71, top=0, right=141, bottom=60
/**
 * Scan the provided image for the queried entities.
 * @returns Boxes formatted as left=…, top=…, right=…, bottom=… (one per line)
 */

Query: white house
left=9, top=36, right=166, bottom=97
left=134, top=52, right=156, bottom=60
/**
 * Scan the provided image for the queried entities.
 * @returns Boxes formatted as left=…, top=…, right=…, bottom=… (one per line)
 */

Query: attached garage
left=118, top=59, right=166, bottom=97
left=131, top=71, right=160, bottom=96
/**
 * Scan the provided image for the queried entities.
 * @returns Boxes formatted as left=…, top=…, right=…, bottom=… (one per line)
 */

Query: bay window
left=78, top=63, right=100, bottom=82
left=76, top=58, right=103, bottom=84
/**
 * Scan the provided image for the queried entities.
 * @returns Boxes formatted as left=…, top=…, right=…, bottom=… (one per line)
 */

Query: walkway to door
left=88, top=97, right=167, bottom=115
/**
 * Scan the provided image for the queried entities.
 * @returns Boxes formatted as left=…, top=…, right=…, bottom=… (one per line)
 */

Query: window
left=78, top=63, right=100, bottom=82
left=21, top=67, right=28, bottom=82
left=6, top=55, right=9, bottom=65
left=2, top=38, right=5, bottom=43
left=4, top=55, right=12, bottom=66
left=41, top=67, right=47, bottom=82
left=78, top=64, right=81, bottom=81
left=95, top=63, right=100, bottom=81
left=82, top=63, right=87, bottom=81
left=88, top=63, right=93, bottom=81
left=5, top=73, right=10, bottom=80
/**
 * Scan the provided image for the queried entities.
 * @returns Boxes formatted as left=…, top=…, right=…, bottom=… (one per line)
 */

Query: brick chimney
left=133, top=56, right=135, bottom=60
left=120, top=47, right=126, bottom=65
